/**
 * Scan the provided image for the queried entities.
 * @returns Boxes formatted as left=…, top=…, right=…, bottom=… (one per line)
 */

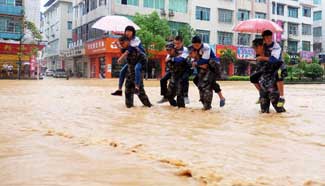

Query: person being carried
left=251, top=30, right=287, bottom=107
left=165, top=42, right=188, bottom=108
left=111, top=26, right=146, bottom=96
left=118, top=36, right=152, bottom=108
left=157, top=36, right=189, bottom=104
left=191, top=36, right=226, bottom=109
left=251, top=38, right=286, bottom=113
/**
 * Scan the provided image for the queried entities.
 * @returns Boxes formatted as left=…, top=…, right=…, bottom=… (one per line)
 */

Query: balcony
left=0, top=5, right=23, bottom=16
left=300, top=0, right=317, bottom=7
left=0, top=32, right=22, bottom=40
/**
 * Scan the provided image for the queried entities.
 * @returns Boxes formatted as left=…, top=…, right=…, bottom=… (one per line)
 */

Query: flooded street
left=0, top=79, right=324, bottom=186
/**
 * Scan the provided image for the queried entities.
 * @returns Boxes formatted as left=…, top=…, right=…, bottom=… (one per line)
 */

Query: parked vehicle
left=45, top=69, right=54, bottom=76
left=53, top=69, right=67, bottom=78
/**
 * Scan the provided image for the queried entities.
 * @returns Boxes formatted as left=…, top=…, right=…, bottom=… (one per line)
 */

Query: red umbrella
left=233, top=19, right=283, bottom=33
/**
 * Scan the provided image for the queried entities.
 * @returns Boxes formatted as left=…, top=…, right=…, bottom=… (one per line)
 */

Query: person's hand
left=117, top=57, right=123, bottom=64
left=192, top=61, right=197, bottom=68
left=256, top=56, right=263, bottom=62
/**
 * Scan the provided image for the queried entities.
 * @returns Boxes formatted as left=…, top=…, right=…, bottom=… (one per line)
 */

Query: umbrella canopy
left=92, top=15, right=140, bottom=32
left=233, top=19, right=283, bottom=34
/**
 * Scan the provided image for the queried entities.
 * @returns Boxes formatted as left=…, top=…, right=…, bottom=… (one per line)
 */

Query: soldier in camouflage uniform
left=118, top=36, right=152, bottom=108
left=190, top=36, right=226, bottom=110
left=165, top=42, right=188, bottom=108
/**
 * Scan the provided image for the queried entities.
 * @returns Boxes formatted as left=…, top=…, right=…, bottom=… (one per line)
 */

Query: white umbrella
left=92, top=15, right=140, bottom=32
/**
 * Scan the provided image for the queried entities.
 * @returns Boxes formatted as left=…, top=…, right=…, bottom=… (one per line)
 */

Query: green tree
left=177, top=24, right=196, bottom=46
left=283, top=52, right=290, bottom=65
left=220, top=48, right=236, bottom=76
left=25, top=20, right=42, bottom=41
left=220, top=48, right=236, bottom=64
left=304, top=63, right=324, bottom=80
left=133, top=11, right=171, bottom=56
left=292, top=66, right=304, bottom=80
left=312, top=57, right=320, bottom=64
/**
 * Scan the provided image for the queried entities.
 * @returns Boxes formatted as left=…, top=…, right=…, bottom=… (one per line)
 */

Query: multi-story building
left=63, top=0, right=317, bottom=78
left=24, top=0, right=41, bottom=27
left=0, top=0, right=24, bottom=41
left=42, top=0, right=73, bottom=70
left=270, top=0, right=315, bottom=62
left=313, top=0, right=324, bottom=55
left=68, top=0, right=268, bottom=78
left=0, top=0, right=41, bottom=78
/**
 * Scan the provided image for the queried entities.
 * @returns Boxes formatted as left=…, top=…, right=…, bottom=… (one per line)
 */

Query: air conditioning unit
left=168, top=9, right=174, bottom=17
left=160, top=9, right=166, bottom=16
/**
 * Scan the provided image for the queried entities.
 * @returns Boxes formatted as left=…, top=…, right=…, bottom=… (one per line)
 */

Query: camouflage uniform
left=258, top=62, right=286, bottom=113
left=125, top=50, right=152, bottom=108
left=166, top=57, right=188, bottom=108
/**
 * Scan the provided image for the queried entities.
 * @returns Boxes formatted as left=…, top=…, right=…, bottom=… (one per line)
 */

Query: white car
left=45, top=69, right=54, bottom=76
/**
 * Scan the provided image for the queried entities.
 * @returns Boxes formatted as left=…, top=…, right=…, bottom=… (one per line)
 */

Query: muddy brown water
left=0, top=79, right=324, bottom=186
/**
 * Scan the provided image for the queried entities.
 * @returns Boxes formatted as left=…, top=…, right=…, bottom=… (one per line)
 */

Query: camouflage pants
left=166, top=74, right=185, bottom=108
left=197, top=68, right=214, bottom=110
left=125, top=66, right=151, bottom=108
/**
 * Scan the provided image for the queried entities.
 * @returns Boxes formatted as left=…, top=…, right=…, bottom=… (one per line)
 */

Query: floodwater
left=0, top=79, right=324, bottom=186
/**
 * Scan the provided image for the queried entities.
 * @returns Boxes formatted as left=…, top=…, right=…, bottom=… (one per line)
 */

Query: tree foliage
left=177, top=24, right=196, bottom=46
left=220, top=48, right=236, bottom=64
left=304, top=63, right=324, bottom=80
left=133, top=11, right=171, bottom=56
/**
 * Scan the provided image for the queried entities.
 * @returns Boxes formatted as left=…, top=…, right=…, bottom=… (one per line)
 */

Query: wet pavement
left=0, top=79, right=324, bottom=186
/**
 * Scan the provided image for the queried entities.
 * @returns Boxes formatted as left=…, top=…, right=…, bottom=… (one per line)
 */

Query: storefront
left=85, top=37, right=167, bottom=79
left=0, top=42, right=43, bottom=78
left=85, top=38, right=121, bottom=78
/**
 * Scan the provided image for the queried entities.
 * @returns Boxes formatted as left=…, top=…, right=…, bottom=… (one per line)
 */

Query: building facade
left=42, top=0, right=73, bottom=71
left=58, top=0, right=319, bottom=78
left=270, top=0, right=315, bottom=63
left=313, top=0, right=324, bottom=56
left=0, top=0, right=42, bottom=78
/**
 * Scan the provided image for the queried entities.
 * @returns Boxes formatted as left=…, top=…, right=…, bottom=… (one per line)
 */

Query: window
left=218, top=31, right=233, bottom=45
left=68, top=21, right=72, bottom=30
left=0, top=0, right=15, bottom=5
left=302, top=41, right=311, bottom=51
left=314, top=11, right=322, bottom=21
left=255, top=12, right=266, bottom=19
left=68, top=4, right=73, bottom=13
left=67, top=38, right=73, bottom=48
left=196, top=6, right=210, bottom=21
left=314, top=0, right=321, bottom=5
left=302, top=7, right=311, bottom=17
left=99, top=0, right=106, bottom=6
left=288, top=41, right=298, bottom=53
left=302, top=24, right=311, bottom=35
left=288, top=6, right=298, bottom=18
left=15, top=0, right=22, bottom=6
left=169, top=0, right=188, bottom=13
left=237, top=33, right=250, bottom=46
left=218, top=9, right=233, bottom=23
left=0, top=18, right=5, bottom=32
left=196, top=30, right=210, bottom=43
left=144, top=0, right=164, bottom=9
left=313, top=43, right=322, bottom=53
left=168, top=21, right=187, bottom=36
left=277, top=4, right=284, bottom=15
left=0, top=17, right=21, bottom=33
left=255, top=0, right=266, bottom=3
left=90, top=0, right=97, bottom=10
left=117, top=0, right=138, bottom=6
left=238, top=9, right=250, bottom=21
left=288, top=23, right=299, bottom=35
left=313, top=27, right=322, bottom=37
left=272, top=2, right=275, bottom=14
